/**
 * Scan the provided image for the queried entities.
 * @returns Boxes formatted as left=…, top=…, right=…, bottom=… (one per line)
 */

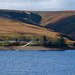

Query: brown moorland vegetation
left=0, top=17, right=60, bottom=40
left=0, top=9, right=75, bottom=42
left=26, top=11, right=75, bottom=38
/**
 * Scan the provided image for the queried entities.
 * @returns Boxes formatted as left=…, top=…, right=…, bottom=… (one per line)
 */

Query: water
left=0, top=50, right=75, bottom=75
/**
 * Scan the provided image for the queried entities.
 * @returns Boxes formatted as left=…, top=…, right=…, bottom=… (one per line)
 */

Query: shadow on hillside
left=45, top=15, right=75, bottom=40
left=0, top=10, right=42, bottom=27
left=45, top=15, right=75, bottom=30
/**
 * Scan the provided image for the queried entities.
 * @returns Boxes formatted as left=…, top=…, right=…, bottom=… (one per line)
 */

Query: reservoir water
left=0, top=50, right=75, bottom=75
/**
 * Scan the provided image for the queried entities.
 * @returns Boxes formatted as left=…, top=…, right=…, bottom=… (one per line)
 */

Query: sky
left=0, top=0, right=75, bottom=11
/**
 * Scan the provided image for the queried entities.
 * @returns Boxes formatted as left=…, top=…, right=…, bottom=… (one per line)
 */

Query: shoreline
left=0, top=46, right=75, bottom=51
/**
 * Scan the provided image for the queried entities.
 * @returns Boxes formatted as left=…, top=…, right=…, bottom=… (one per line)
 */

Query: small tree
left=43, top=35, right=47, bottom=42
left=59, top=35, right=65, bottom=46
left=43, top=35, right=47, bottom=46
left=46, top=41, right=52, bottom=47
left=39, top=35, right=47, bottom=46
left=55, top=35, right=66, bottom=47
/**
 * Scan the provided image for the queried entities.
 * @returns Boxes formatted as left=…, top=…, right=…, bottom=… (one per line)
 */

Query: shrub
left=67, top=42, right=75, bottom=46
left=42, top=35, right=47, bottom=46
left=46, top=41, right=52, bottom=47
left=53, top=36, right=66, bottom=47
left=73, top=43, right=75, bottom=46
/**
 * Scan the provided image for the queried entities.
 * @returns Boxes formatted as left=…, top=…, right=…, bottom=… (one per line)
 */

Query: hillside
left=0, top=17, right=60, bottom=40
left=44, top=13, right=75, bottom=37
left=26, top=11, right=75, bottom=38
left=0, top=10, right=75, bottom=38
left=0, top=9, right=75, bottom=41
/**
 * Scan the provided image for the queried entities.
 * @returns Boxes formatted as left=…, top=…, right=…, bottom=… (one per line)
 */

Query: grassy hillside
left=0, top=17, right=61, bottom=40
left=26, top=11, right=75, bottom=38
left=0, top=9, right=75, bottom=41
left=28, top=11, right=75, bottom=39
left=44, top=13, right=75, bottom=37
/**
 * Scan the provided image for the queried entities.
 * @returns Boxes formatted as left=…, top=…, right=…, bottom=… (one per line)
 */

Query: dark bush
left=46, top=41, right=53, bottom=47
left=73, top=43, right=75, bottom=46
left=39, top=35, right=47, bottom=46
left=53, top=36, right=66, bottom=47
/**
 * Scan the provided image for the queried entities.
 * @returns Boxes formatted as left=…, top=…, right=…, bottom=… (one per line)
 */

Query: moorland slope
left=0, top=17, right=60, bottom=40
left=0, top=9, right=75, bottom=41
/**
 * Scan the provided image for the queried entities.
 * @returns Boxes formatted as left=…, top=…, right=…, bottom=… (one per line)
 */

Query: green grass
left=29, top=42, right=41, bottom=46
left=0, top=42, right=26, bottom=46
left=0, top=42, right=12, bottom=46
left=66, top=42, right=75, bottom=46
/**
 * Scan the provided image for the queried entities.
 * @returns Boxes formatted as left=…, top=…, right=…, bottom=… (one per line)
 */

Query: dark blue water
left=0, top=50, right=75, bottom=75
